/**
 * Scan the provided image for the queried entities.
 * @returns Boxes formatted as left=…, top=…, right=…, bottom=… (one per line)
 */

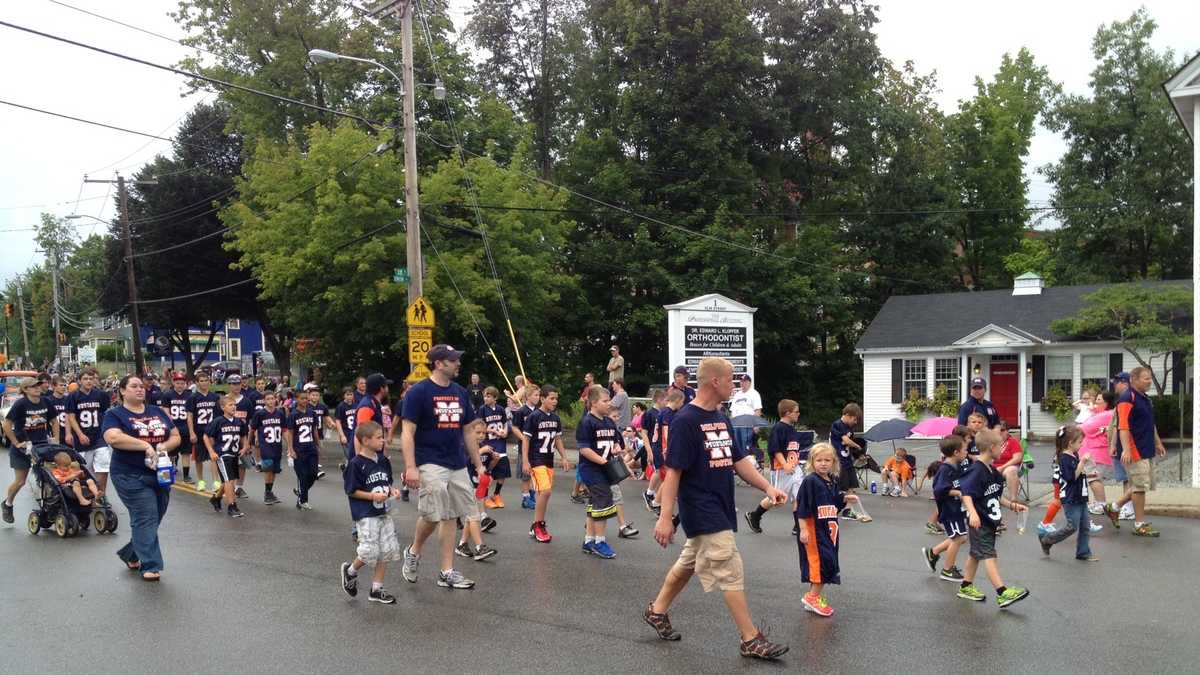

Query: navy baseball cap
left=970, top=377, right=986, bottom=389
left=673, top=365, right=689, bottom=376
left=1112, top=372, right=1131, bottom=384
left=428, top=344, right=464, bottom=364
left=365, top=373, right=393, bottom=393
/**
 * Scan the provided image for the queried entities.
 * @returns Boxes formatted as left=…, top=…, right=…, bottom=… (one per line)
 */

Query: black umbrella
left=731, top=414, right=771, bottom=429
left=863, top=418, right=916, bottom=443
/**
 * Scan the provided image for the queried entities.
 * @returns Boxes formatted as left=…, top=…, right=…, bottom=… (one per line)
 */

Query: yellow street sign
left=407, top=363, right=431, bottom=383
left=406, top=297, right=435, bottom=328
left=408, top=327, right=432, bottom=364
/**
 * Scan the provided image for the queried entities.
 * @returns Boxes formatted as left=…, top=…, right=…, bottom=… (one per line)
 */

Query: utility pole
left=17, top=281, right=30, bottom=363
left=369, top=0, right=422, bottom=305
left=50, top=246, right=61, bottom=370
left=86, top=174, right=156, bottom=376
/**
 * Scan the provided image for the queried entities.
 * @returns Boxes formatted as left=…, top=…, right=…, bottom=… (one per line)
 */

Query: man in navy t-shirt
left=957, top=377, right=1000, bottom=428
left=399, top=344, right=483, bottom=591
left=643, top=357, right=789, bottom=661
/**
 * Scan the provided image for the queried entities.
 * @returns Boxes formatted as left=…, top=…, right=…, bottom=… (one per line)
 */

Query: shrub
left=1041, top=386, right=1074, bottom=421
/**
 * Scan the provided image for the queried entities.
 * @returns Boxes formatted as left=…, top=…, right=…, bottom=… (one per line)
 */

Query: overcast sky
left=1, top=0, right=1195, bottom=290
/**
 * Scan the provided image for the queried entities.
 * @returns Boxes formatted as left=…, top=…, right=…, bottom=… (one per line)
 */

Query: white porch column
left=1018, top=350, right=1028, bottom=441
left=1193, top=104, right=1199, bottom=489
left=961, top=354, right=969, bottom=407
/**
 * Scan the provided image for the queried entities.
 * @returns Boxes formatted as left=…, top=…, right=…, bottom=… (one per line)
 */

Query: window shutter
left=891, top=359, right=903, bottom=404
left=1109, top=353, right=1123, bottom=379
left=1032, top=355, right=1045, bottom=403
left=1172, top=351, right=1185, bottom=394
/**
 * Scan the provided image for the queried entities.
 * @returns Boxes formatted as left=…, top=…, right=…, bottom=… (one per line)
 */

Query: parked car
left=0, top=370, right=39, bottom=447
left=210, top=361, right=242, bottom=383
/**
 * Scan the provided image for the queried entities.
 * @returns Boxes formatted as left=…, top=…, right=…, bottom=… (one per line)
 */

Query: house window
left=226, top=319, right=240, bottom=330
left=903, top=359, right=927, bottom=399
left=935, top=358, right=960, bottom=401
left=1046, top=355, right=1072, bottom=398
left=229, top=338, right=242, bottom=360
left=1080, top=354, right=1107, bottom=393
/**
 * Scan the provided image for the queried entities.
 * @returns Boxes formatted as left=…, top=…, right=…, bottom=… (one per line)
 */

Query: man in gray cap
left=399, top=345, right=486, bottom=590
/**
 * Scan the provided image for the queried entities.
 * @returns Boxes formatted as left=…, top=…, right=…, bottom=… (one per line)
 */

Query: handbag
left=601, top=456, right=631, bottom=485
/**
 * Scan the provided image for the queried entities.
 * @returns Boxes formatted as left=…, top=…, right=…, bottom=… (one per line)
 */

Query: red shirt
left=992, top=436, right=1022, bottom=469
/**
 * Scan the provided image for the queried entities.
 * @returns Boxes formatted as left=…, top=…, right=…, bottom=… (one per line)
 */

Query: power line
left=46, top=0, right=220, bottom=57
left=0, top=20, right=381, bottom=128
left=0, top=194, right=108, bottom=211
left=133, top=278, right=256, bottom=305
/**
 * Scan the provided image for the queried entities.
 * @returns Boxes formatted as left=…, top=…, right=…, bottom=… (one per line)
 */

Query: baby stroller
left=25, top=443, right=119, bottom=538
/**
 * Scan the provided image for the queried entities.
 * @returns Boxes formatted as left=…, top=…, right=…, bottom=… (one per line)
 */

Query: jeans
left=294, top=452, right=318, bottom=503
left=732, top=427, right=755, bottom=458
left=1043, top=501, right=1092, bottom=558
left=111, top=472, right=170, bottom=573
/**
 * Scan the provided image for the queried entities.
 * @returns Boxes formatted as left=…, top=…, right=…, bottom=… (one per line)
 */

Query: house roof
left=855, top=279, right=1192, bottom=352
left=1163, top=50, right=1200, bottom=140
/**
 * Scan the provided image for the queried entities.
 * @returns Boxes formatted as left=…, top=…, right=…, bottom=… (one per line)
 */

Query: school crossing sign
left=406, top=297, right=435, bottom=382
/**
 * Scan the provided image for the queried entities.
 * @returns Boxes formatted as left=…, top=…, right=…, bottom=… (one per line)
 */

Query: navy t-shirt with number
left=1057, top=453, right=1088, bottom=505
left=932, top=461, right=966, bottom=523
left=187, top=390, right=221, bottom=433
left=250, top=408, right=286, bottom=457
left=5, top=396, right=51, bottom=445
left=335, top=401, right=356, bottom=437
left=576, top=413, right=623, bottom=485
left=400, top=378, right=476, bottom=470
left=522, top=408, right=562, bottom=468
left=312, top=402, right=330, bottom=439
left=101, top=404, right=174, bottom=476
left=768, top=421, right=801, bottom=468
left=345, top=452, right=393, bottom=521
left=479, top=404, right=509, bottom=454
left=287, top=407, right=320, bottom=455
left=960, top=460, right=1005, bottom=526
left=158, top=389, right=193, bottom=439
left=205, top=415, right=247, bottom=456
left=665, top=404, right=746, bottom=538
left=49, top=394, right=70, bottom=444
left=67, top=387, right=110, bottom=450
left=830, top=419, right=856, bottom=471
left=510, top=404, right=535, bottom=443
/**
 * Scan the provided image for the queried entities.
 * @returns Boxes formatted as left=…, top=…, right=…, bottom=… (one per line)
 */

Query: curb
left=1146, top=505, right=1200, bottom=519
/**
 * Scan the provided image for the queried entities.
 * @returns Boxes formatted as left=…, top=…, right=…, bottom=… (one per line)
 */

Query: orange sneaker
left=492, top=494, right=505, bottom=509
left=484, top=496, right=498, bottom=509
left=802, top=593, right=834, bottom=617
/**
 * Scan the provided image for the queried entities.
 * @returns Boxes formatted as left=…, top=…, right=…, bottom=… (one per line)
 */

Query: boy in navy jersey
left=67, top=367, right=112, bottom=494
left=795, top=443, right=859, bottom=617
left=509, top=384, right=541, bottom=510
left=340, top=421, right=402, bottom=604
left=644, top=389, right=684, bottom=514
left=956, top=430, right=1029, bottom=608
left=637, top=389, right=663, bottom=477
left=155, top=372, right=192, bottom=482
left=478, top=387, right=511, bottom=509
left=205, top=395, right=249, bottom=518
left=523, top=385, right=570, bottom=543
left=227, top=375, right=257, bottom=496
left=187, top=371, right=222, bottom=492
left=829, top=403, right=866, bottom=520
left=669, top=366, right=696, bottom=406
left=287, top=393, right=321, bottom=510
left=746, top=399, right=802, bottom=535
left=48, top=376, right=71, bottom=447
left=250, top=391, right=287, bottom=505
left=924, top=435, right=969, bottom=581
left=334, top=387, right=356, bottom=466
left=577, top=385, right=623, bottom=558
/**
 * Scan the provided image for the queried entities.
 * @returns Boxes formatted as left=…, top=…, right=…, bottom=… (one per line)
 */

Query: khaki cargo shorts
left=675, top=530, right=744, bottom=593
left=1127, top=458, right=1155, bottom=493
left=417, top=464, right=476, bottom=522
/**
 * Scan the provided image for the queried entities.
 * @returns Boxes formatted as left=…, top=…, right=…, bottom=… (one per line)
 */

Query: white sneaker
left=890, top=487, right=902, bottom=497
left=1119, top=506, right=1135, bottom=520
left=1087, top=503, right=1104, bottom=515
left=1088, top=522, right=1103, bottom=533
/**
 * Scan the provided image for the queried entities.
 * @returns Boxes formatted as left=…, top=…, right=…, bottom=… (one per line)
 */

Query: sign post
left=664, top=294, right=757, bottom=386
left=406, top=297, right=435, bottom=383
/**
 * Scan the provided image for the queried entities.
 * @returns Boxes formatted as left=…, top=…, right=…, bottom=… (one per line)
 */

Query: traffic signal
left=58, top=332, right=67, bottom=345
left=3, top=303, right=12, bottom=318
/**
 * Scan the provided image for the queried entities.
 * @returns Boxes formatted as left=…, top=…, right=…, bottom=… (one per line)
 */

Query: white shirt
left=729, top=388, right=762, bottom=417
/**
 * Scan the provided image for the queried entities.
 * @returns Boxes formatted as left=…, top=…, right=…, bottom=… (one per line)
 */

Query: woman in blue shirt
left=102, top=375, right=180, bottom=581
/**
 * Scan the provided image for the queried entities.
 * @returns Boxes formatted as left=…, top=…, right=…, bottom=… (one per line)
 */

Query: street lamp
left=306, top=49, right=445, bottom=100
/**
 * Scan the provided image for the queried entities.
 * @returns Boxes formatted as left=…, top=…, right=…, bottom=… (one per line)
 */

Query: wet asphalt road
left=2, top=444, right=1198, bottom=675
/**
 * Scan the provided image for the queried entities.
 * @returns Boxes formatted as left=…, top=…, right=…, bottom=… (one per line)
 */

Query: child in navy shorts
left=794, top=443, right=859, bottom=618
left=923, top=435, right=968, bottom=581
left=340, top=422, right=401, bottom=604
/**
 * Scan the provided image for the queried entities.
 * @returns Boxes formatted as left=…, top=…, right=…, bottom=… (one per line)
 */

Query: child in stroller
left=27, top=443, right=118, bottom=537
left=51, top=451, right=101, bottom=506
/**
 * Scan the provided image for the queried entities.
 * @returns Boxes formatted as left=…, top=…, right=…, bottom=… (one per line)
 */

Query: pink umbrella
left=909, top=416, right=958, bottom=438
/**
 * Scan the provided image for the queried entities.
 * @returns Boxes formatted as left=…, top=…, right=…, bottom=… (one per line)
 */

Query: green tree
left=1051, top=283, right=1193, bottom=396
left=1002, top=236, right=1058, bottom=285
left=945, top=48, right=1057, bottom=290
left=1041, top=9, right=1193, bottom=282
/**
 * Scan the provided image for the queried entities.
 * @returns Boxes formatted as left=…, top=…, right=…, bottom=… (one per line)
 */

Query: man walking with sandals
left=643, top=357, right=790, bottom=661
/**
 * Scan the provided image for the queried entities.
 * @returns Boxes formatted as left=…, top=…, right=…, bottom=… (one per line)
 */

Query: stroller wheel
left=27, top=512, right=41, bottom=535
left=54, top=514, right=69, bottom=538
left=92, top=510, right=107, bottom=533
left=104, top=512, right=118, bottom=533
left=66, top=514, right=80, bottom=537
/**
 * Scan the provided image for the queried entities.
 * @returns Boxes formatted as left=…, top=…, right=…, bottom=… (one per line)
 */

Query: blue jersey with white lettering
left=204, top=415, right=247, bottom=456
left=960, top=460, right=1006, bottom=526
left=345, top=452, right=393, bottom=521
left=67, top=387, right=109, bottom=450
left=287, top=407, right=320, bottom=454
left=250, top=408, right=286, bottom=455
left=794, top=472, right=846, bottom=585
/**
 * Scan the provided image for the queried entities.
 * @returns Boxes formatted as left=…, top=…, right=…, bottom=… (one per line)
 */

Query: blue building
left=138, top=319, right=266, bottom=366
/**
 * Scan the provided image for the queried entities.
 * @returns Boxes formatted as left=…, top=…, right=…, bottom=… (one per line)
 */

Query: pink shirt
left=1079, top=409, right=1114, bottom=465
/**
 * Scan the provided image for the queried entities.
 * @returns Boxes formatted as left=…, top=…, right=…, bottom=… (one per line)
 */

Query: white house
left=855, top=274, right=1192, bottom=440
